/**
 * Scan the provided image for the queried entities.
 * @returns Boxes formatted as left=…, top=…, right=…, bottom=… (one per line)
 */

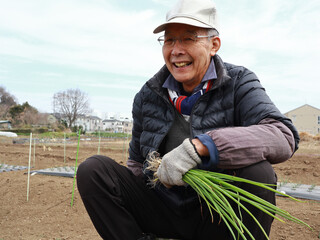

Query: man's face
left=162, top=24, right=219, bottom=92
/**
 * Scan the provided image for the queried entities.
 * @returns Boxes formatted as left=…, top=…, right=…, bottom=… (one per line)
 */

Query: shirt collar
left=162, top=58, right=217, bottom=94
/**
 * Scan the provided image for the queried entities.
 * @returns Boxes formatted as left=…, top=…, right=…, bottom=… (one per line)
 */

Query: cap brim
left=153, top=17, right=213, bottom=34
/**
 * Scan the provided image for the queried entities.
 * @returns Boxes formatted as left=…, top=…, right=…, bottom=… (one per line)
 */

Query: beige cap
left=153, top=0, right=219, bottom=34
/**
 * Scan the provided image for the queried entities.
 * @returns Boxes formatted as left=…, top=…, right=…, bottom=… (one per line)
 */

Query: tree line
left=0, top=86, right=91, bottom=131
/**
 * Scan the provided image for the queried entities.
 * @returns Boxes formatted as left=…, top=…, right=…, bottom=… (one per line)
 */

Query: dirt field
left=0, top=135, right=319, bottom=240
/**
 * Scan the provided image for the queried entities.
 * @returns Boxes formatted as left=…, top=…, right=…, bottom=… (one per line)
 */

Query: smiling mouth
left=174, top=62, right=192, bottom=68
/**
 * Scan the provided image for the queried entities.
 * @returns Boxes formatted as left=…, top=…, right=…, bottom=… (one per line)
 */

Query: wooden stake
left=27, top=133, right=32, bottom=202
left=33, top=138, right=36, bottom=167
left=64, top=132, right=66, bottom=163
left=125, top=133, right=129, bottom=161
left=97, top=131, right=101, bottom=155
left=71, top=129, right=81, bottom=207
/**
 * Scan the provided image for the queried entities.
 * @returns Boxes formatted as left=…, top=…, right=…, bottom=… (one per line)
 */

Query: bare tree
left=53, top=88, right=91, bottom=128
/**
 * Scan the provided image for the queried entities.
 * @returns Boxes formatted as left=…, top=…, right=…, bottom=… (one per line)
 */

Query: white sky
left=0, top=0, right=319, bottom=118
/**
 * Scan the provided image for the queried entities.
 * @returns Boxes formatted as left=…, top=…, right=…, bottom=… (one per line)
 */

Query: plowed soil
left=0, top=136, right=319, bottom=240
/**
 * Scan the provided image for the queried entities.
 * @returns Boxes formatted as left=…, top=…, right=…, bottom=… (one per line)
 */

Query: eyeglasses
left=157, top=34, right=214, bottom=47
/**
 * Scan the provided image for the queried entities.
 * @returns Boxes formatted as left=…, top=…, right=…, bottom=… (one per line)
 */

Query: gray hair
left=207, top=28, right=219, bottom=37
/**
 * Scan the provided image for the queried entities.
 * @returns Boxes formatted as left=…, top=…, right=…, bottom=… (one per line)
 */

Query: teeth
left=175, top=62, right=189, bottom=67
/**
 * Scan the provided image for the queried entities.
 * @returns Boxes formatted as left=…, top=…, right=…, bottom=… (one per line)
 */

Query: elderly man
left=77, top=0, right=299, bottom=239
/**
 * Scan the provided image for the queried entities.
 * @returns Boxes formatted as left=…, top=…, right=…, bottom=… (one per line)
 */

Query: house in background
left=47, top=114, right=57, bottom=125
left=74, top=115, right=103, bottom=132
left=102, top=117, right=132, bottom=133
left=284, top=104, right=320, bottom=135
left=0, top=120, right=12, bottom=129
left=50, top=113, right=133, bottom=133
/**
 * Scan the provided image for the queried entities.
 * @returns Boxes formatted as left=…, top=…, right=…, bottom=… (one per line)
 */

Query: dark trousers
left=77, top=155, right=277, bottom=240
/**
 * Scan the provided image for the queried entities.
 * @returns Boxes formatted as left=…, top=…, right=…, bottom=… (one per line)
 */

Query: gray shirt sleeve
left=126, top=159, right=144, bottom=177
left=206, top=118, right=295, bottom=169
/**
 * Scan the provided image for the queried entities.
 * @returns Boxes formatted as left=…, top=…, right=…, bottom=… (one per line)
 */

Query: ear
left=210, top=36, right=221, bottom=56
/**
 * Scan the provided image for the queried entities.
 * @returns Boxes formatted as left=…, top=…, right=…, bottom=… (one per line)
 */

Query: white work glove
left=156, top=138, right=202, bottom=186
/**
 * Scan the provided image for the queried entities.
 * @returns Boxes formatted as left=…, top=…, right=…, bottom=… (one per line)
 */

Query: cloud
left=151, top=0, right=174, bottom=7
left=216, top=0, right=320, bottom=112
left=35, top=72, right=64, bottom=78
left=81, top=81, right=142, bottom=92
left=90, top=95, right=134, bottom=117
left=1, top=0, right=319, bottom=115
left=219, top=2, right=319, bottom=63
left=220, top=0, right=319, bottom=54
left=0, top=0, right=164, bottom=78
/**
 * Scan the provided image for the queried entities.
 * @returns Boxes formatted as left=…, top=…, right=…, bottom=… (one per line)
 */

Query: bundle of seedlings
left=146, top=152, right=312, bottom=240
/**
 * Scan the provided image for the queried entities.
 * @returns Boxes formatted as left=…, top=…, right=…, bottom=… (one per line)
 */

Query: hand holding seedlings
left=156, top=139, right=201, bottom=186
left=147, top=152, right=312, bottom=240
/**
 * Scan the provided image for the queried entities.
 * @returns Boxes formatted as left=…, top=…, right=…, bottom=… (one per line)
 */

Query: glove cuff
left=182, top=138, right=202, bottom=165
left=189, top=138, right=202, bottom=159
